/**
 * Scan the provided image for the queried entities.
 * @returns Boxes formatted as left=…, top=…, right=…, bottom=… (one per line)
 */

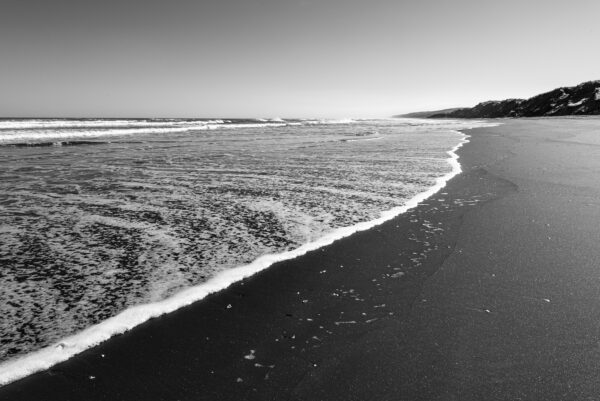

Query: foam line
left=0, top=120, right=351, bottom=143
left=0, top=119, right=227, bottom=129
left=0, top=126, right=202, bottom=142
left=0, top=129, right=475, bottom=387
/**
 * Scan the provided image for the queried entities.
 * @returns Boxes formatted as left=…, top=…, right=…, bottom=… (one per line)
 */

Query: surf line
left=0, top=129, right=477, bottom=387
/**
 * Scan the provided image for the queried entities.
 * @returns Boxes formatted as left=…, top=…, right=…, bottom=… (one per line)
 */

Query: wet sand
left=3, top=117, right=600, bottom=400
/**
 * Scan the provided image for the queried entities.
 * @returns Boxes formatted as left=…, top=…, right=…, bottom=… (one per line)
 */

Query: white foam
left=0, top=120, right=360, bottom=143
left=318, top=118, right=356, bottom=124
left=0, top=118, right=399, bottom=144
left=0, top=119, right=225, bottom=130
left=0, top=123, right=497, bottom=387
left=0, top=126, right=207, bottom=142
left=346, top=136, right=383, bottom=142
left=209, top=122, right=287, bottom=130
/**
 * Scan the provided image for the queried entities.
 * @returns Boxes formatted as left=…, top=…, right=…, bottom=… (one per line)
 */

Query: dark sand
left=3, top=118, right=600, bottom=400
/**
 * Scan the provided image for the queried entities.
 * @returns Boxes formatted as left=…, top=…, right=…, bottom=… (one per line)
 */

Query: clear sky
left=1, top=0, right=599, bottom=118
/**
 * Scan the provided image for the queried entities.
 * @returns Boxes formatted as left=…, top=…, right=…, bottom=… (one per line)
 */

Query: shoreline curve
left=0, top=128, right=479, bottom=387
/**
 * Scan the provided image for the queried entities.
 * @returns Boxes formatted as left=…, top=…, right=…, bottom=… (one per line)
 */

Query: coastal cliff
left=397, top=80, right=600, bottom=119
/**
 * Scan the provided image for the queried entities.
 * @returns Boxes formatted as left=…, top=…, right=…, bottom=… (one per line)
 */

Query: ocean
left=0, top=117, right=493, bottom=384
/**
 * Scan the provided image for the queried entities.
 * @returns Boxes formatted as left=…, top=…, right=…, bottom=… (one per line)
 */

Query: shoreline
left=4, top=117, right=600, bottom=400
left=0, top=127, right=474, bottom=387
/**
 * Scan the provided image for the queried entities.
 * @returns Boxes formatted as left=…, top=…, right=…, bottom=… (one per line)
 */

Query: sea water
left=0, top=117, right=493, bottom=384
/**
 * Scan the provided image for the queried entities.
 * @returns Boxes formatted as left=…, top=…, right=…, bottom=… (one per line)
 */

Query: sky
left=1, top=0, right=599, bottom=118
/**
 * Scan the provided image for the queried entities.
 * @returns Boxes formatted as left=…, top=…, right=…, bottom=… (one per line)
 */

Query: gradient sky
left=1, top=0, right=599, bottom=118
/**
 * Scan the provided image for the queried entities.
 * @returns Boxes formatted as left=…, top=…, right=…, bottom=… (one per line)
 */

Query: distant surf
left=0, top=118, right=498, bottom=386
left=0, top=118, right=290, bottom=144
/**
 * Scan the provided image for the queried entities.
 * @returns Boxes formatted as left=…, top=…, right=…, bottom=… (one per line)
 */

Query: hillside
left=425, top=80, right=600, bottom=118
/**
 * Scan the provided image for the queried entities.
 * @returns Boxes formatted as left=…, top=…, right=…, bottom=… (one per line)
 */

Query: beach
left=3, top=117, right=600, bottom=400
